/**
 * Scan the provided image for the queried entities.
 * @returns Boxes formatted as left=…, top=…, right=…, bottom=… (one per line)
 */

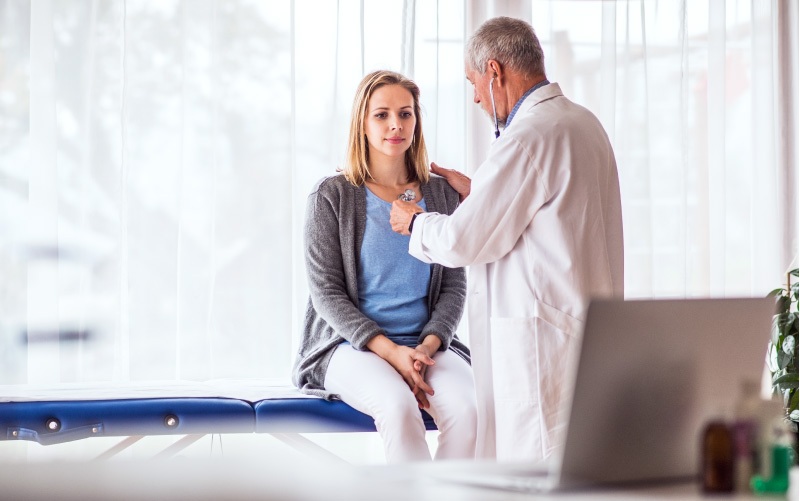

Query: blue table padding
left=253, top=398, right=437, bottom=433
left=0, top=398, right=255, bottom=445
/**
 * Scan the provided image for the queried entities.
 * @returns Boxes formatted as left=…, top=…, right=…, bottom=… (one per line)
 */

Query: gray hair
left=465, top=17, right=545, bottom=79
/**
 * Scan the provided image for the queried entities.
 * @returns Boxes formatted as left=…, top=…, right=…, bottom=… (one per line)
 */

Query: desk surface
left=0, top=457, right=778, bottom=501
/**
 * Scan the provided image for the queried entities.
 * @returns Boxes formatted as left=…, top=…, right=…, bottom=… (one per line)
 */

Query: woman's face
left=364, top=84, right=416, bottom=163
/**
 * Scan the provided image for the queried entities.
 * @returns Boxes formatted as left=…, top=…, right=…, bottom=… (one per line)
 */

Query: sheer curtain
left=540, top=0, right=797, bottom=298
left=0, top=0, right=465, bottom=385
left=0, top=0, right=796, bottom=386
left=473, top=0, right=798, bottom=298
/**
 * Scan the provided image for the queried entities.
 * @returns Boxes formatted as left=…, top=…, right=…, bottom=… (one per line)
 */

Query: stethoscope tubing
left=490, top=76, right=500, bottom=139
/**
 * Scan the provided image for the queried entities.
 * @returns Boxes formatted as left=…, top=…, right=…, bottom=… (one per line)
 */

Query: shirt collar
left=505, top=79, right=550, bottom=130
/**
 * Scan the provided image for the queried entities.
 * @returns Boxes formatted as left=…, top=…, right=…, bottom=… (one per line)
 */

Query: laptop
left=427, top=297, right=776, bottom=492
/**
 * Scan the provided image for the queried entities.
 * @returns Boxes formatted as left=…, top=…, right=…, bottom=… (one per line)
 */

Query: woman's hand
left=411, top=335, right=442, bottom=409
left=387, top=345, right=436, bottom=398
left=412, top=345, right=435, bottom=409
left=430, top=162, right=471, bottom=202
left=367, top=335, right=435, bottom=398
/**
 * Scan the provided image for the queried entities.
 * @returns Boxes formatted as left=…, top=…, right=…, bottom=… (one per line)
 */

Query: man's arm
left=406, top=139, right=550, bottom=268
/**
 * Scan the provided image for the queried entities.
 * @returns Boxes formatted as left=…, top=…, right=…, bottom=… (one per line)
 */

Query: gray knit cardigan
left=292, top=174, right=470, bottom=400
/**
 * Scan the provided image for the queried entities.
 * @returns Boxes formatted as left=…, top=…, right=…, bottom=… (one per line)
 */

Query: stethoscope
left=490, top=75, right=500, bottom=139
left=398, top=189, right=416, bottom=202
left=488, top=76, right=549, bottom=140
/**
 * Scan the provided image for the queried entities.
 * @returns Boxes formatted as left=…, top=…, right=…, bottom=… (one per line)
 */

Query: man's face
left=465, top=61, right=506, bottom=127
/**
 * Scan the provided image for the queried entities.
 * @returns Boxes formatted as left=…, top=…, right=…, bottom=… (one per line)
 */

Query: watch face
left=398, top=189, right=415, bottom=202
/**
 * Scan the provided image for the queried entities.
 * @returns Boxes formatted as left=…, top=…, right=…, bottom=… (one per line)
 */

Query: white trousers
left=324, top=344, right=478, bottom=463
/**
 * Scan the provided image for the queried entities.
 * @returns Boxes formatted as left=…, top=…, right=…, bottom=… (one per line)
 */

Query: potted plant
left=768, top=268, right=798, bottom=458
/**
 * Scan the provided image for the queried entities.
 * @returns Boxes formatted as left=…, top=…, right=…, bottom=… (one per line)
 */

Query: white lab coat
left=409, top=83, right=624, bottom=462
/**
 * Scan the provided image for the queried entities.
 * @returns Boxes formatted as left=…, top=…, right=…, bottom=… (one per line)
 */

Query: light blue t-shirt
left=357, top=187, right=431, bottom=346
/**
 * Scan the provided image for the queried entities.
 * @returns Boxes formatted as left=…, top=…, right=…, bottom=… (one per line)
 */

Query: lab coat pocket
left=489, top=316, right=538, bottom=402
left=489, top=307, right=581, bottom=402
left=532, top=300, right=583, bottom=340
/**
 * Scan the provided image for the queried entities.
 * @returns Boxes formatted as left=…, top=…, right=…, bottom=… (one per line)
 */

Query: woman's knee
left=371, top=394, right=425, bottom=431
left=435, top=392, right=478, bottom=437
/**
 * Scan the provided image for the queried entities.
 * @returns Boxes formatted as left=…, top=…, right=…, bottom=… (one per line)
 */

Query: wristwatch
left=408, top=212, right=420, bottom=233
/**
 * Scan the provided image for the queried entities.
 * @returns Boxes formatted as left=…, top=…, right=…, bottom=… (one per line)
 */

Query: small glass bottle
left=701, top=419, right=734, bottom=493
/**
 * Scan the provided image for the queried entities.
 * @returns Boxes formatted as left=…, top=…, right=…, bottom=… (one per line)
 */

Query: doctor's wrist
left=408, top=212, right=420, bottom=233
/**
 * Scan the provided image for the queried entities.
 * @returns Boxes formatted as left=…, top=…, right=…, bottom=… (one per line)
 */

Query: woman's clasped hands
left=383, top=343, right=435, bottom=409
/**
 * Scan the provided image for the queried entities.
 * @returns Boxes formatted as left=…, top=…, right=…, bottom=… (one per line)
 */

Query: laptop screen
left=557, top=297, right=775, bottom=488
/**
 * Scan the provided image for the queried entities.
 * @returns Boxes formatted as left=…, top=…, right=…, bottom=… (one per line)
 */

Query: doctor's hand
left=430, top=162, right=471, bottom=202
left=390, top=200, right=423, bottom=236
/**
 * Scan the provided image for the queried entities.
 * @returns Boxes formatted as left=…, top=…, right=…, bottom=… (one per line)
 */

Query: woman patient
left=292, top=70, right=477, bottom=463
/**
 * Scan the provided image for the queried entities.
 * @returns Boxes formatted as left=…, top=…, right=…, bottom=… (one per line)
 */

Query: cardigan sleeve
left=304, top=183, right=383, bottom=350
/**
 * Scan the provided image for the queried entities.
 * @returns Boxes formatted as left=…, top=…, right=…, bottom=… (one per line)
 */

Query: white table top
left=0, top=456, right=782, bottom=501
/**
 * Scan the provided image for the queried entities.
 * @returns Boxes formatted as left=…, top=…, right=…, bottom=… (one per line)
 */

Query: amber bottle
left=702, top=420, right=734, bottom=493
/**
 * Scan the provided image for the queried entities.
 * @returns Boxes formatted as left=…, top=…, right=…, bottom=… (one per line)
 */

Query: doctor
left=390, top=16, right=624, bottom=462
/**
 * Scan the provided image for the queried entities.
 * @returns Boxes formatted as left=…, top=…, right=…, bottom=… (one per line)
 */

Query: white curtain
left=478, top=0, right=798, bottom=298
left=0, top=0, right=796, bottom=386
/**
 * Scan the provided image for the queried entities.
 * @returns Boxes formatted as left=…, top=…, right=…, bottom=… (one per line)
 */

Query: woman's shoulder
left=310, top=173, right=359, bottom=199
left=426, top=175, right=460, bottom=211
left=312, top=173, right=349, bottom=191
left=427, top=174, right=455, bottom=192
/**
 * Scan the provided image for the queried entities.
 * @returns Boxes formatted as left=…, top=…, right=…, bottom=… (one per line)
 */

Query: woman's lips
left=386, top=137, right=404, bottom=144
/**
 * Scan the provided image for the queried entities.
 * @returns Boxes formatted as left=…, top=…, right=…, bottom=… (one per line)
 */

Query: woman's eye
left=375, top=113, right=387, bottom=119
left=401, top=112, right=413, bottom=118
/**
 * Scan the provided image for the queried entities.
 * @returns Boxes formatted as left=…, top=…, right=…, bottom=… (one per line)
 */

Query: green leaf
left=790, top=268, right=799, bottom=278
left=777, top=296, right=790, bottom=314
left=781, top=316, right=796, bottom=339
left=784, top=335, right=797, bottom=356
left=772, top=320, right=783, bottom=346
left=770, top=288, right=786, bottom=297
left=774, top=372, right=797, bottom=384
left=779, top=351, right=792, bottom=369
left=768, top=344, right=780, bottom=372
left=791, top=388, right=799, bottom=414
left=774, top=372, right=798, bottom=393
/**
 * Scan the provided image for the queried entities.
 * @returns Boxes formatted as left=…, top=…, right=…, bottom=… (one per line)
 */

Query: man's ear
left=487, top=59, right=504, bottom=84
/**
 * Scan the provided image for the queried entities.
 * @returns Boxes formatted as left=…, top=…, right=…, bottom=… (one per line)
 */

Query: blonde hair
left=342, top=71, right=430, bottom=187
